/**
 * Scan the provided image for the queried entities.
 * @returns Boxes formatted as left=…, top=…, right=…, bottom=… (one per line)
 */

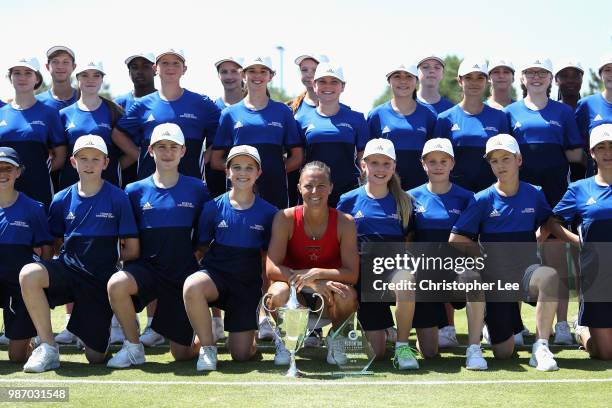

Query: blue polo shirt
left=434, top=104, right=510, bottom=192
left=575, top=93, right=612, bottom=144
left=418, top=97, right=454, bottom=115
left=367, top=101, right=436, bottom=190
left=36, top=89, right=78, bottom=112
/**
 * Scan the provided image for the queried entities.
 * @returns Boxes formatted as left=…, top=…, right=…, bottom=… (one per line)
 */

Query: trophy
left=262, top=283, right=324, bottom=377
left=329, top=312, right=376, bottom=376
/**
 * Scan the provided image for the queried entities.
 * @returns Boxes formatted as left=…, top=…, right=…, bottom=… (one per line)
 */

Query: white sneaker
left=439, top=325, right=459, bottom=348
left=139, top=326, right=165, bottom=347
left=23, top=343, right=60, bottom=373
left=274, top=337, right=290, bottom=366
left=107, top=341, right=145, bottom=368
left=54, top=328, right=76, bottom=344
left=572, top=319, right=588, bottom=346
left=258, top=318, right=275, bottom=341
left=0, top=333, right=10, bottom=345
left=466, top=344, right=488, bottom=370
left=385, top=327, right=398, bottom=344
left=529, top=341, right=559, bottom=371
left=514, top=332, right=524, bottom=346
left=554, top=321, right=573, bottom=345
left=326, top=333, right=348, bottom=365
left=394, top=344, right=419, bottom=370
left=482, top=325, right=491, bottom=345
left=303, top=328, right=323, bottom=348
left=197, top=345, right=218, bottom=371
left=212, top=317, right=226, bottom=342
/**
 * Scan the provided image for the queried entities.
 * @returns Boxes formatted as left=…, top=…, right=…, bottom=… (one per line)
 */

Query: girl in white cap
left=337, top=138, right=418, bottom=370
left=416, top=55, right=455, bottom=115
left=486, top=59, right=516, bottom=110
left=555, top=62, right=583, bottom=110
left=0, top=57, right=66, bottom=208
left=367, top=64, right=436, bottom=191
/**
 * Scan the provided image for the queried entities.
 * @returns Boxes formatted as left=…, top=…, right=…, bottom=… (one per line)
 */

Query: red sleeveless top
left=284, top=206, right=342, bottom=270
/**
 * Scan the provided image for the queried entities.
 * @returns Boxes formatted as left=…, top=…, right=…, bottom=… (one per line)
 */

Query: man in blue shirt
left=36, top=46, right=77, bottom=111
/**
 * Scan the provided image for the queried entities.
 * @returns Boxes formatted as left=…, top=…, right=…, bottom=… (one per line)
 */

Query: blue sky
left=2, top=0, right=611, bottom=112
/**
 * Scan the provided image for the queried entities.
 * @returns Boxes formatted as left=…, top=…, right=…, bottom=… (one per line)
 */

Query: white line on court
left=1, top=378, right=611, bottom=386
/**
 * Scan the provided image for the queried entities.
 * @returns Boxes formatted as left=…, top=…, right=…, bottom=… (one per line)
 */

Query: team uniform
left=576, top=94, right=612, bottom=176
left=116, top=90, right=220, bottom=180
left=59, top=103, right=121, bottom=189
left=505, top=99, right=582, bottom=206
left=433, top=105, right=510, bottom=192
left=485, top=99, right=516, bottom=108
left=213, top=97, right=229, bottom=112
left=337, top=187, right=408, bottom=330
left=368, top=102, right=436, bottom=190
left=39, top=182, right=138, bottom=353
left=114, top=92, right=139, bottom=113
left=418, top=97, right=454, bottom=115
left=297, top=106, right=370, bottom=207
left=213, top=100, right=301, bottom=209
left=0, top=194, right=52, bottom=340
left=36, top=89, right=77, bottom=112
left=123, top=175, right=209, bottom=346
left=197, top=193, right=277, bottom=332
left=553, top=177, right=612, bottom=327
left=451, top=182, right=552, bottom=344
left=0, top=102, right=65, bottom=207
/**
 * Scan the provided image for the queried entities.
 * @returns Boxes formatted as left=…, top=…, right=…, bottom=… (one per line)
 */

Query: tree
left=269, top=86, right=294, bottom=103
left=585, top=68, right=603, bottom=96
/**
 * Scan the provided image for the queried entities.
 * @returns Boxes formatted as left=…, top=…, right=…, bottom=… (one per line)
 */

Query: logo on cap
left=255, top=57, right=262, bottom=62
left=86, top=140, right=95, bottom=146
left=472, top=64, right=480, bottom=68
left=19, top=58, right=28, bottom=63
left=534, top=60, right=541, bottom=64
left=326, top=68, right=335, bottom=73
left=376, top=145, right=384, bottom=151
left=162, top=131, right=171, bottom=137
left=434, top=143, right=444, bottom=149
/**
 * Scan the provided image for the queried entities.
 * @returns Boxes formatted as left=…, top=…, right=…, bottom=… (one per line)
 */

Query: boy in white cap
left=37, top=46, right=77, bottom=111
left=20, top=135, right=139, bottom=372
left=115, top=53, right=157, bottom=113
left=450, top=134, right=561, bottom=371
left=416, top=54, right=454, bottom=114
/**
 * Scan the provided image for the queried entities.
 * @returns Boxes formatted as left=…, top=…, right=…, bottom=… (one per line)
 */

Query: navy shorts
left=578, top=302, right=612, bottom=328
left=203, top=268, right=263, bottom=333
left=413, top=302, right=448, bottom=329
left=124, top=261, right=196, bottom=347
left=40, top=259, right=113, bottom=354
left=0, top=279, right=36, bottom=341
left=357, top=301, right=395, bottom=331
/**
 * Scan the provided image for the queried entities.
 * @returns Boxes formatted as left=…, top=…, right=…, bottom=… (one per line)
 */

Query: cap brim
left=214, top=59, right=243, bottom=69
left=417, top=57, right=445, bottom=67
left=125, top=55, right=155, bottom=65
left=73, top=146, right=108, bottom=156
left=226, top=152, right=261, bottom=167
left=9, top=63, right=39, bottom=72
left=47, top=46, right=75, bottom=59
left=0, top=157, right=20, bottom=167
left=156, top=52, right=185, bottom=63
left=294, top=55, right=319, bottom=65
left=488, top=64, right=515, bottom=73
left=484, top=147, right=519, bottom=158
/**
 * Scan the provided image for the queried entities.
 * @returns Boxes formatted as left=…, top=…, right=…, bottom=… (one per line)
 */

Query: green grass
left=1, top=303, right=611, bottom=408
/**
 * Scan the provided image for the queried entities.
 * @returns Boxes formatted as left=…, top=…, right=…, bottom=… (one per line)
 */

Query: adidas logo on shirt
left=66, top=212, right=76, bottom=220
left=586, top=197, right=597, bottom=205
left=451, top=124, right=460, bottom=131
left=0, top=120, right=6, bottom=127
left=417, top=126, right=427, bottom=133
left=234, top=121, right=243, bottom=129
left=142, top=202, right=153, bottom=210
left=67, top=122, right=76, bottom=129
left=515, top=121, right=522, bottom=128
left=306, top=123, right=315, bottom=132
left=218, top=220, right=228, bottom=228
left=594, top=114, right=603, bottom=121
left=354, top=210, right=364, bottom=219
left=382, top=125, right=391, bottom=134
left=145, top=114, right=156, bottom=122
left=489, top=208, right=501, bottom=217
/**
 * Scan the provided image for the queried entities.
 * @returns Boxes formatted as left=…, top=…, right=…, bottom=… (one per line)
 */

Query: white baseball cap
left=214, top=57, right=244, bottom=70
left=597, top=55, right=612, bottom=74
left=522, top=58, right=553, bottom=74
left=75, top=60, right=105, bottom=76
left=226, top=145, right=262, bottom=167
left=150, top=123, right=185, bottom=146
left=125, top=53, right=155, bottom=65
left=589, top=124, right=612, bottom=150
left=314, top=62, right=345, bottom=83
left=46, top=45, right=75, bottom=60
left=8, top=57, right=41, bottom=72
left=294, top=54, right=330, bottom=65
left=386, top=63, right=418, bottom=80
left=156, top=49, right=185, bottom=63
left=417, top=55, right=445, bottom=68
left=488, top=59, right=515, bottom=74
left=484, top=134, right=521, bottom=158
left=555, top=61, right=584, bottom=77
left=242, top=56, right=274, bottom=72
left=422, top=138, right=454, bottom=158
left=458, top=59, right=488, bottom=77
left=363, top=138, right=396, bottom=161
left=73, top=135, right=108, bottom=156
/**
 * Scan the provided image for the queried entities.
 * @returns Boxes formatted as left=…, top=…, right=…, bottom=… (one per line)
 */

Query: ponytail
left=388, top=173, right=412, bottom=231
left=288, top=90, right=308, bottom=114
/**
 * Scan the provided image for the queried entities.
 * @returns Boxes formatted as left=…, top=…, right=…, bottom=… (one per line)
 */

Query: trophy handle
left=260, top=293, right=282, bottom=343
left=305, top=292, right=325, bottom=338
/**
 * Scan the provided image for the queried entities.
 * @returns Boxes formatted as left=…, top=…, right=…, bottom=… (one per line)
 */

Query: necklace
left=303, top=212, right=327, bottom=241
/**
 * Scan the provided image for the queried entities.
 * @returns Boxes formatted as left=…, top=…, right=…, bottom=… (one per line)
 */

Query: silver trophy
left=262, top=283, right=324, bottom=377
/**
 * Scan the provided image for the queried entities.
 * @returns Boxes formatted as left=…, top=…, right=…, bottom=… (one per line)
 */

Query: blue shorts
left=123, top=261, right=196, bottom=347
left=578, top=302, right=612, bottom=328
left=40, top=259, right=113, bottom=354
left=0, top=280, right=36, bottom=341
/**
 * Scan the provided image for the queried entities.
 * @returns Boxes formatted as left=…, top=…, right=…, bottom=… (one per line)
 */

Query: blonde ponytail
left=388, top=173, right=412, bottom=230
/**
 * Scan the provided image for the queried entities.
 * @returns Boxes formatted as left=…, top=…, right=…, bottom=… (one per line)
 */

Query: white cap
left=555, top=61, right=584, bottom=76
left=156, top=49, right=185, bottom=63
left=314, top=62, right=345, bottom=83
left=150, top=123, right=185, bottom=146
left=589, top=124, right=612, bottom=150
left=416, top=55, right=445, bottom=68
left=484, top=134, right=521, bottom=158
left=597, top=55, right=612, bottom=74
left=226, top=145, right=262, bottom=167
left=488, top=58, right=515, bottom=73
left=422, top=138, right=454, bottom=158
left=242, top=56, right=274, bottom=72
left=294, top=54, right=330, bottom=65
left=8, top=57, right=40, bottom=72
left=125, top=53, right=155, bottom=65
left=522, top=58, right=553, bottom=74
left=75, top=60, right=105, bottom=76
left=214, top=57, right=244, bottom=69
left=46, top=45, right=75, bottom=60
left=386, top=63, right=418, bottom=80
left=73, top=135, right=108, bottom=156
left=458, top=59, right=488, bottom=77
left=363, top=138, right=396, bottom=161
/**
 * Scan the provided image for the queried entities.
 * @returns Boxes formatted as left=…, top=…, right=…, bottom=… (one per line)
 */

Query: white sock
left=213, top=316, right=222, bottom=323
left=535, top=338, right=549, bottom=347
left=395, top=341, right=409, bottom=349
left=147, top=317, right=153, bottom=327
